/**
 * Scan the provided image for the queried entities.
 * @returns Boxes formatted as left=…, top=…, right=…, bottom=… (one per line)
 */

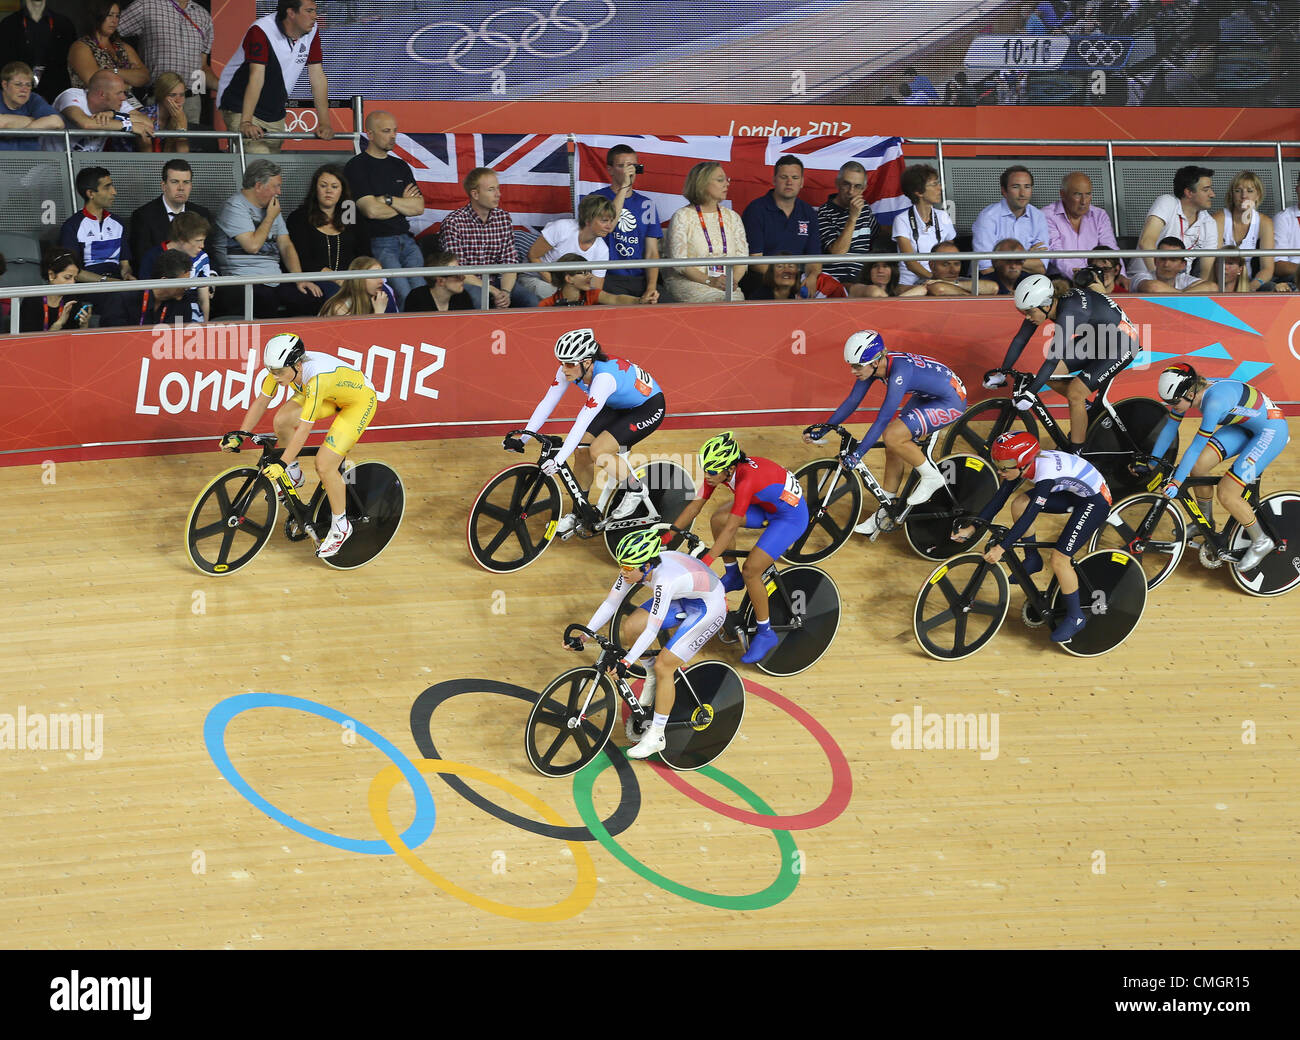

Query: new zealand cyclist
left=222, top=332, right=377, bottom=559
left=571, top=528, right=727, bottom=761
left=805, top=330, right=967, bottom=536
left=990, top=274, right=1140, bottom=450
left=511, top=328, right=666, bottom=535
left=668, top=432, right=808, bottom=665
left=955, top=431, right=1112, bottom=642
left=1147, top=362, right=1290, bottom=572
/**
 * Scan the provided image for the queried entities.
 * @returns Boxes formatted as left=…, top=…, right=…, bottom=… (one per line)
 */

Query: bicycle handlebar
left=507, top=429, right=564, bottom=455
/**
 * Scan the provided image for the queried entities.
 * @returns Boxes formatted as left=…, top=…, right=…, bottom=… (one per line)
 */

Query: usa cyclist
left=805, top=330, right=966, bottom=536
left=954, top=431, right=1111, bottom=643
left=990, top=273, right=1139, bottom=450
left=222, top=332, right=377, bottom=559
left=511, top=328, right=666, bottom=535
left=570, top=529, right=727, bottom=761
left=668, top=432, right=808, bottom=665
left=1147, top=362, right=1290, bottom=572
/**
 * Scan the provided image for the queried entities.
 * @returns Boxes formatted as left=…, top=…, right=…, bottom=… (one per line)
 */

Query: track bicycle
left=466, top=428, right=695, bottom=573
left=185, top=432, right=404, bottom=575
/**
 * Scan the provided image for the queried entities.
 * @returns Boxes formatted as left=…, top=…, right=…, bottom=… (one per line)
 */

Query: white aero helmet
left=844, top=330, right=886, bottom=367
left=1156, top=363, right=1198, bottom=405
left=264, top=332, right=305, bottom=370
left=554, top=328, right=600, bottom=363
left=1014, top=274, right=1054, bottom=312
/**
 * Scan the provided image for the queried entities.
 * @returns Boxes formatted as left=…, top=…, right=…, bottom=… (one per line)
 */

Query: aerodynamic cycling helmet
left=263, top=333, right=306, bottom=370
left=990, top=431, right=1041, bottom=471
left=1157, top=362, right=1199, bottom=405
left=614, top=529, right=662, bottom=569
left=844, top=330, right=886, bottom=367
left=554, top=328, right=600, bottom=363
left=1014, top=274, right=1054, bottom=312
left=699, top=432, right=742, bottom=474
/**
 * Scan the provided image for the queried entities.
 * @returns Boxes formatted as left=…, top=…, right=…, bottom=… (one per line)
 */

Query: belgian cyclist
left=570, top=529, right=727, bottom=761
left=668, top=432, right=808, bottom=665
left=512, top=328, right=666, bottom=535
left=989, top=273, right=1140, bottom=450
left=222, top=332, right=377, bottom=559
left=954, top=431, right=1112, bottom=643
left=1147, top=362, right=1290, bottom=572
left=805, top=330, right=967, bottom=536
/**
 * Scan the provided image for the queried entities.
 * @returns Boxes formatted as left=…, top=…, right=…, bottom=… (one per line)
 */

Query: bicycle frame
left=1131, top=472, right=1265, bottom=560
left=810, top=425, right=955, bottom=528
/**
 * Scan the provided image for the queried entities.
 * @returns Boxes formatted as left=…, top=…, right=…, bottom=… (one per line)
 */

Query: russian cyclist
left=805, top=329, right=967, bottom=536
left=222, top=332, right=377, bottom=558
left=1147, top=362, right=1290, bottom=571
left=571, top=529, right=728, bottom=761
left=668, top=432, right=808, bottom=665
left=955, top=431, right=1112, bottom=643
left=511, top=328, right=667, bottom=534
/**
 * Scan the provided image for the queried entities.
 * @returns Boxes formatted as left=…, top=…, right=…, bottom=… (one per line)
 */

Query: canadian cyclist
left=805, top=330, right=967, bottom=536
left=510, top=328, right=666, bottom=534
left=990, top=273, right=1139, bottom=450
left=955, top=431, right=1111, bottom=643
left=668, top=432, right=809, bottom=665
left=1147, top=362, right=1290, bottom=572
left=222, top=332, right=377, bottom=559
left=571, top=528, right=727, bottom=761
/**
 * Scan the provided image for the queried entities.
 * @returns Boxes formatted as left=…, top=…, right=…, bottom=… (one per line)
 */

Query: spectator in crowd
left=0, top=0, right=78, bottom=106
left=662, top=161, right=749, bottom=303
left=218, top=0, right=333, bottom=154
left=318, top=256, right=398, bottom=317
left=117, top=0, right=217, bottom=128
left=923, top=241, right=998, bottom=296
left=741, top=155, right=821, bottom=296
left=136, top=210, right=213, bottom=322
left=1043, top=171, right=1123, bottom=282
left=1273, top=171, right=1300, bottom=288
left=986, top=237, right=1030, bottom=295
left=1129, top=237, right=1216, bottom=294
left=67, top=2, right=150, bottom=109
left=137, top=247, right=195, bottom=325
left=943, top=70, right=977, bottom=105
left=851, top=258, right=904, bottom=298
left=537, top=253, right=639, bottom=307
left=585, top=143, right=662, bottom=303
left=59, top=164, right=136, bottom=325
left=746, top=257, right=846, bottom=301
left=0, top=60, right=63, bottom=149
left=1214, top=170, right=1287, bottom=291
left=1214, top=253, right=1254, bottom=293
left=439, top=166, right=534, bottom=309
left=140, top=72, right=189, bottom=152
left=524, top=194, right=615, bottom=302
left=128, top=159, right=213, bottom=275
left=891, top=163, right=955, bottom=288
left=1074, top=247, right=1129, bottom=294
left=18, top=248, right=91, bottom=332
left=344, top=110, right=425, bottom=307
left=996, top=70, right=1027, bottom=105
left=213, top=158, right=321, bottom=317
left=55, top=69, right=153, bottom=150
left=286, top=162, right=368, bottom=300
left=402, top=248, right=473, bottom=313
left=904, top=66, right=939, bottom=102
left=971, top=165, right=1049, bottom=274
left=818, top=160, right=882, bottom=287
left=1134, top=165, right=1218, bottom=281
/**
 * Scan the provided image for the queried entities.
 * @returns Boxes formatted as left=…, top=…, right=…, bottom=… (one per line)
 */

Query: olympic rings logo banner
left=405, top=1, right=617, bottom=74
left=204, top=681, right=851, bottom=922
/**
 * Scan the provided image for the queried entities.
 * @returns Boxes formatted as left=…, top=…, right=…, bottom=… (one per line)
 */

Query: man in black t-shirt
left=0, top=0, right=77, bottom=104
left=344, top=110, right=425, bottom=307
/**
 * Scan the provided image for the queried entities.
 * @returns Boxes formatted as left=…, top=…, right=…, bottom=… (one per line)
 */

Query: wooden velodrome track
left=3, top=420, right=1298, bottom=949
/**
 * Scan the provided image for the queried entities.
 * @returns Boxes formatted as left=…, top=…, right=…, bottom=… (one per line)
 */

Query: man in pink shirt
left=1044, top=172, right=1123, bottom=283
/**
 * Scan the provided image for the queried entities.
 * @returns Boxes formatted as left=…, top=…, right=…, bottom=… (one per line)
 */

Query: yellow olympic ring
left=368, top=759, right=597, bottom=922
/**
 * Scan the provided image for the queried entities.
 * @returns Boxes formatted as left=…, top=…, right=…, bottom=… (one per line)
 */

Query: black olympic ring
left=409, top=678, right=642, bottom=840
left=1076, top=38, right=1123, bottom=67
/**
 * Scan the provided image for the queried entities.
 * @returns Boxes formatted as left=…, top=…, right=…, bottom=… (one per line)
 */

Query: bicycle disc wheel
left=313, top=461, right=405, bottom=570
left=524, top=667, right=618, bottom=778
left=1088, top=492, right=1186, bottom=591
left=1229, top=491, right=1300, bottom=597
left=602, top=461, right=696, bottom=558
left=1053, top=550, right=1147, bottom=657
left=658, top=661, right=745, bottom=771
left=784, top=458, right=862, bottom=564
left=913, top=553, right=1010, bottom=661
left=940, top=398, right=1038, bottom=460
left=608, top=581, right=673, bottom=679
left=903, top=453, right=998, bottom=560
left=185, top=466, right=278, bottom=576
left=1084, top=397, right=1177, bottom=501
left=739, top=565, right=841, bottom=676
left=467, top=464, right=563, bottom=573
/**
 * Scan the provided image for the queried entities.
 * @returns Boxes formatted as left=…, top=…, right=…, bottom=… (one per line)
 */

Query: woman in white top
left=1214, top=171, right=1290, bottom=291
left=663, top=162, right=749, bottom=303
left=890, top=163, right=956, bottom=287
left=525, top=194, right=615, bottom=300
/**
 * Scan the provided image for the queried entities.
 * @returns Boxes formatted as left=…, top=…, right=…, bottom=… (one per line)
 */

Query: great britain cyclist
left=805, top=330, right=967, bottom=537
left=666, top=432, right=808, bottom=665
left=222, top=332, right=377, bottom=559
left=511, top=328, right=666, bottom=534
left=954, top=431, right=1111, bottom=642
left=990, top=273, right=1140, bottom=450
left=1145, top=362, right=1290, bottom=572
left=570, top=528, right=728, bottom=761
